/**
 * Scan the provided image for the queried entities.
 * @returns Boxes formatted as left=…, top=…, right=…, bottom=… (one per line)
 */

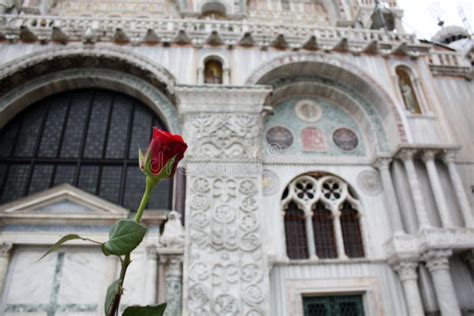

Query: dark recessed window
left=0, top=89, right=172, bottom=211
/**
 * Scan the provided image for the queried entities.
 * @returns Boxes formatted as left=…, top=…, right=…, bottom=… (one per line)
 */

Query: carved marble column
left=398, top=149, right=431, bottom=230
left=422, top=250, right=461, bottom=316
left=392, top=260, right=424, bottom=316
left=145, top=246, right=159, bottom=305
left=304, top=212, right=317, bottom=259
left=442, top=150, right=474, bottom=228
left=162, top=255, right=183, bottom=316
left=422, top=150, right=453, bottom=228
left=177, top=85, right=272, bottom=316
left=374, top=157, right=405, bottom=234
left=0, top=243, right=12, bottom=297
left=333, top=209, right=348, bottom=259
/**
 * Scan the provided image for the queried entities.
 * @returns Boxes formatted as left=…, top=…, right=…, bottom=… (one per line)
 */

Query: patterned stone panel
left=185, top=174, right=270, bottom=316
left=185, top=113, right=261, bottom=161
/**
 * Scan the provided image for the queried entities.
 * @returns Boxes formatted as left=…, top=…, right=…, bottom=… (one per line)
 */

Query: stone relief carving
left=186, top=175, right=269, bottom=315
left=187, top=114, right=260, bottom=160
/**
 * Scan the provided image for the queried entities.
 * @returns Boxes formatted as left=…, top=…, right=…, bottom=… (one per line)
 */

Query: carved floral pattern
left=187, top=114, right=260, bottom=160
left=186, top=175, right=268, bottom=315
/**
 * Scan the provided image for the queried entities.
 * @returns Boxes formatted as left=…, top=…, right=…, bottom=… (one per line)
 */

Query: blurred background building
left=0, top=0, right=473, bottom=315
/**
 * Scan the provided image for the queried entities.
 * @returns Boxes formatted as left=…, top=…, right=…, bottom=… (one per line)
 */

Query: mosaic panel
left=265, top=126, right=293, bottom=150
left=333, top=128, right=359, bottom=152
left=264, top=96, right=366, bottom=156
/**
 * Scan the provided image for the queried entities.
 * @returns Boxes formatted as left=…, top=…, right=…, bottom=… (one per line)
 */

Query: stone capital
left=421, top=149, right=438, bottom=162
left=146, top=245, right=158, bottom=259
left=0, top=243, right=13, bottom=258
left=373, top=157, right=392, bottom=170
left=392, top=260, right=419, bottom=281
left=422, top=249, right=452, bottom=272
left=441, top=149, right=457, bottom=164
left=397, top=149, right=418, bottom=162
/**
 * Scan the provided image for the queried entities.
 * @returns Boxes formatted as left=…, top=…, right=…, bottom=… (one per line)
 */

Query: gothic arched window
left=396, top=66, right=422, bottom=114
left=0, top=88, right=173, bottom=211
left=283, top=201, right=309, bottom=259
left=340, top=202, right=365, bottom=258
left=312, top=202, right=337, bottom=259
left=281, top=173, right=364, bottom=260
left=204, top=59, right=223, bottom=84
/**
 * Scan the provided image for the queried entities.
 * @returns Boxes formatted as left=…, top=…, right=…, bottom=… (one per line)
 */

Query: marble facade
left=0, top=0, right=473, bottom=315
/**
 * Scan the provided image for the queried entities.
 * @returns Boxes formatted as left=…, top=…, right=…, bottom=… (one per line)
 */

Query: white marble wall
left=270, top=262, right=408, bottom=316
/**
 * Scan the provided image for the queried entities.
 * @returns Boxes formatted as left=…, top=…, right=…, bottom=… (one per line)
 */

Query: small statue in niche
left=204, top=59, right=223, bottom=84
left=396, top=66, right=422, bottom=114
left=160, top=210, right=185, bottom=248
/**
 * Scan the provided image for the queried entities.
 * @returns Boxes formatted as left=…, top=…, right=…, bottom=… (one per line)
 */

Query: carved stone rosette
left=178, top=86, right=271, bottom=316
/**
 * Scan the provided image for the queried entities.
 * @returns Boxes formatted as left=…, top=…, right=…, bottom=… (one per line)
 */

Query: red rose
left=139, top=128, right=187, bottom=180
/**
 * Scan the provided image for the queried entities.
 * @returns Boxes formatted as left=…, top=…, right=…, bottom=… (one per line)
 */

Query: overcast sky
left=397, top=0, right=473, bottom=40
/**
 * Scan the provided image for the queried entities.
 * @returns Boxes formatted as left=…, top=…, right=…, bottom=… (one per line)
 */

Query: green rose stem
left=109, top=176, right=158, bottom=316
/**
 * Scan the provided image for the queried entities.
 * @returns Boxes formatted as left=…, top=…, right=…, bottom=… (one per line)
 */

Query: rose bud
left=139, top=128, right=187, bottom=181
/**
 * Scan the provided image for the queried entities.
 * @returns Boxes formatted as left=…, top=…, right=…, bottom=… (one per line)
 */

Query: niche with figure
left=396, top=66, right=422, bottom=114
left=204, top=59, right=223, bottom=84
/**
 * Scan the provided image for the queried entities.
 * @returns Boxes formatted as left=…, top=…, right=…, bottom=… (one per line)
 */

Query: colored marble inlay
left=266, top=126, right=294, bottom=150
left=301, top=127, right=327, bottom=152
left=333, top=128, right=359, bottom=151
left=264, top=96, right=366, bottom=157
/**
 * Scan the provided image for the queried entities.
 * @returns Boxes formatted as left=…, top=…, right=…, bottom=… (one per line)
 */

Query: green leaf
left=103, top=219, right=147, bottom=256
left=38, top=234, right=83, bottom=260
left=105, top=279, right=121, bottom=315
left=123, top=303, right=167, bottom=316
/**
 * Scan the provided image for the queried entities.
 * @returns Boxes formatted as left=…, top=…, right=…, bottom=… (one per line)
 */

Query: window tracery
left=282, top=173, right=364, bottom=260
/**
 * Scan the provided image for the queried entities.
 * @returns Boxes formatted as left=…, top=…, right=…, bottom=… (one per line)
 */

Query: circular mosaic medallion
left=262, top=169, right=280, bottom=196
left=333, top=128, right=359, bottom=151
left=295, top=99, right=322, bottom=122
left=357, top=170, right=383, bottom=196
left=266, top=126, right=293, bottom=150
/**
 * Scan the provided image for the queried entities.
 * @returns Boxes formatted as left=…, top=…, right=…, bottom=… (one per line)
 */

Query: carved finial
left=160, top=210, right=185, bottom=248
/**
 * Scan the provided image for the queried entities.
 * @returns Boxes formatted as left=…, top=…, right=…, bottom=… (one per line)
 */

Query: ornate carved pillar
left=421, top=150, right=453, bottom=228
left=374, top=157, right=405, bottom=234
left=0, top=242, right=12, bottom=297
left=162, top=255, right=183, bottom=316
left=442, top=150, right=474, bottom=228
left=159, top=210, right=185, bottom=314
left=392, top=260, right=425, bottom=316
left=398, top=149, right=431, bottom=230
left=145, top=245, right=159, bottom=305
left=422, top=250, right=461, bottom=316
left=177, top=85, right=272, bottom=316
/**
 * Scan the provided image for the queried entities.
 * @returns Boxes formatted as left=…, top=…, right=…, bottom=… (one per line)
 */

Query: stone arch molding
left=0, top=68, right=181, bottom=134
left=246, top=52, right=411, bottom=150
left=0, top=46, right=176, bottom=95
left=0, top=46, right=180, bottom=133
